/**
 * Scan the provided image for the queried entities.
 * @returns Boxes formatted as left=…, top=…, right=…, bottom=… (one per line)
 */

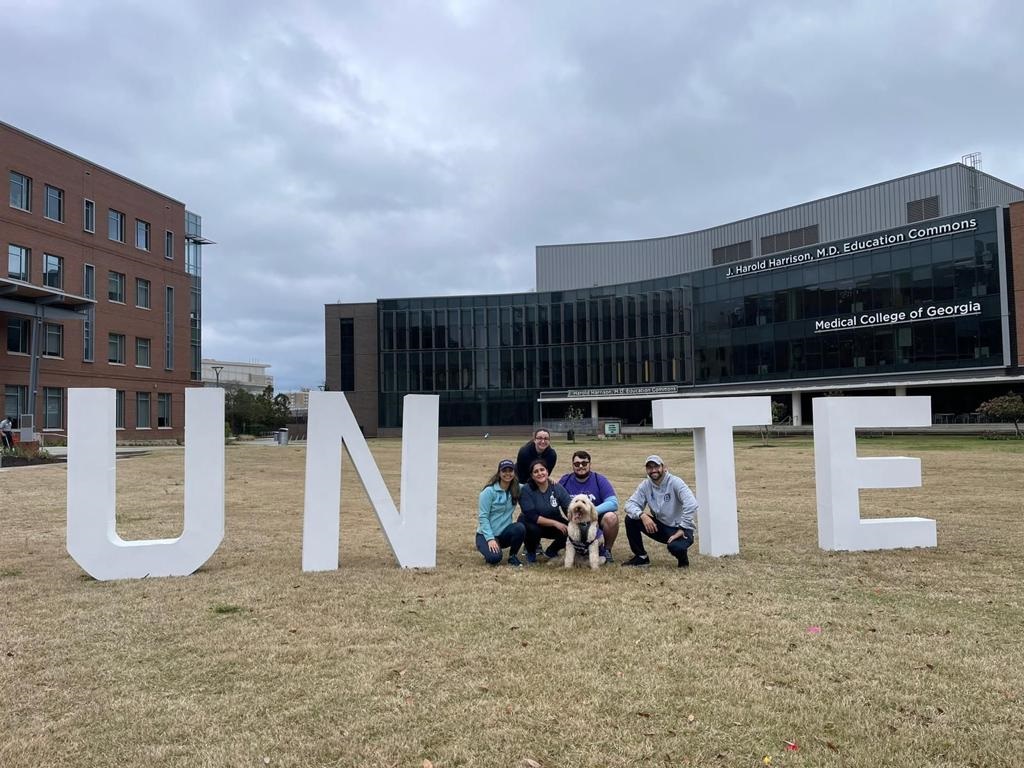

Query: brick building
left=1, top=120, right=209, bottom=442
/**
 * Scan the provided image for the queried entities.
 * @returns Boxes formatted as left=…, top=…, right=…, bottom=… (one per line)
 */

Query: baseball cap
left=645, top=455, right=664, bottom=466
left=498, top=459, right=515, bottom=471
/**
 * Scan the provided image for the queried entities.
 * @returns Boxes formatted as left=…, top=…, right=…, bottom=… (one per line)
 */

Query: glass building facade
left=368, top=207, right=1011, bottom=429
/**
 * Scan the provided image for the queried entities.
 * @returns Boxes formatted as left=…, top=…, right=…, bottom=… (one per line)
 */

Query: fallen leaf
left=520, top=760, right=541, bottom=768
left=762, top=756, right=772, bottom=765
left=825, top=741, right=839, bottom=752
left=687, top=714, right=695, bottom=723
left=636, top=711, right=652, bottom=718
left=262, top=758, right=271, bottom=766
left=521, top=641, right=529, bottom=647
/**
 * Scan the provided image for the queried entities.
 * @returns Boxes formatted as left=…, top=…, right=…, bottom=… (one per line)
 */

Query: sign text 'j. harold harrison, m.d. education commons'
left=63, top=389, right=940, bottom=581
left=726, top=216, right=979, bottom=279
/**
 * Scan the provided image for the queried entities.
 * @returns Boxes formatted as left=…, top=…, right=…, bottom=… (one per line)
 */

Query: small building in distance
left=201, top=358, right=273, bottom=394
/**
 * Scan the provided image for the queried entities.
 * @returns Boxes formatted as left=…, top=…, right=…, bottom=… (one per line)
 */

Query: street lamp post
left=212, top=365, right=224, bottom=387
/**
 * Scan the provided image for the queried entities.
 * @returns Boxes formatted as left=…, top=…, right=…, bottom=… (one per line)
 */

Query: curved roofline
left=536, top=162, right=1024, bottom=250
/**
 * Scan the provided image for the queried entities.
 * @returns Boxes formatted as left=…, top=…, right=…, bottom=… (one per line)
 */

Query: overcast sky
left=3, top=0, right=1022, bottom=391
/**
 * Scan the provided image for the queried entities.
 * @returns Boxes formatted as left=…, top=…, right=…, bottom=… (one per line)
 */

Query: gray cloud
left=2, top=0, right=1021, bottom=389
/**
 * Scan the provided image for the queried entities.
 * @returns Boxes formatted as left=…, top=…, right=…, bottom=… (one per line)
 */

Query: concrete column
left=791, top=392, right=803, bottom=427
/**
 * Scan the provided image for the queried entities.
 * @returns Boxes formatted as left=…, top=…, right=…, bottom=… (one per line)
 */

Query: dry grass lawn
left=1, top=434, right=1022, bottom=767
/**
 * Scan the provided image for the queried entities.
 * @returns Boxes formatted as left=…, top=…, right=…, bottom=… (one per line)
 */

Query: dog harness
left=569, top=522, right=604, bottom=555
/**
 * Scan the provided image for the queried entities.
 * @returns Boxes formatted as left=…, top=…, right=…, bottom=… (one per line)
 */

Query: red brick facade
left=1, top=121, right=197, bottom=441
left=1010, top=201, right=1024, bottom=368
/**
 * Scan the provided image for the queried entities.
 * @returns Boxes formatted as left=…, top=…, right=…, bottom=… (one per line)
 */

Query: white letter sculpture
left=302, top=392, right=438, bottom=570
left=66, top=387, right=225, bottom=580
left=813, top=396, right=936, bottom=551
left=652, top=396, right=772, bottom=556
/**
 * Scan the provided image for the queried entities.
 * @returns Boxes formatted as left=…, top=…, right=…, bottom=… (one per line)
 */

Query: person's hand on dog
left=554, top=521, right=568, bottom=535
left=641, top=512, right=657, bottom=534
left=487, top=539, right=500, bottom=554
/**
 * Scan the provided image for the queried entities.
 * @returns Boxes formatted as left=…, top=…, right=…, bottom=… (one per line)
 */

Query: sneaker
left=600, top=548, right=614, bottom=564
left=677, top=551, right=689, bottom=568
left=622, top=554, right=650, bottom=567
left=507, top=555, right=523, bottom=567
left=544, top=545, right=562, bottom=559
left=524, top=550, right=537, bottom=564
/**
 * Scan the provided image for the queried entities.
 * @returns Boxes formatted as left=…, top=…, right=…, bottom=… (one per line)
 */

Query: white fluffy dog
left=564, top=494, right=605, bottom=570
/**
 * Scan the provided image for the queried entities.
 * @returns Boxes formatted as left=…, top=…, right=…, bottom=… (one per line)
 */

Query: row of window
left=8, top=170, right=175, bottom=258
left=380, top=290, right=690, bottom=352
left=380, top=337, right=688, bottom=393
left=5, top=317, right=156, bottom=366
left=8, top=243, right=158, bottom=311
left=3, top=385, right=172, bottom=430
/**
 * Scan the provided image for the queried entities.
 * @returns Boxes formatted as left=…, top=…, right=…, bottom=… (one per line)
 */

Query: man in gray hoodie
left=622, top=455, right=698, bottom=568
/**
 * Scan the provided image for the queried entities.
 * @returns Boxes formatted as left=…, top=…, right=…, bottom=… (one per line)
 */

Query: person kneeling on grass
left=518, top=459, right=572, bottom=564
left=476, top=459, right=527, bottom=567
left=622, top=455, right=698, bottom=568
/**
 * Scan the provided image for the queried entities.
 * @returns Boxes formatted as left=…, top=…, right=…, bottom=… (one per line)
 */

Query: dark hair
left=571, top=450, right=591, bottom=463
left=533, top=428, right=550, bottom=439
left=483, top=472, right=521, bottom=502
left=527, top=459, right=550, bottom=489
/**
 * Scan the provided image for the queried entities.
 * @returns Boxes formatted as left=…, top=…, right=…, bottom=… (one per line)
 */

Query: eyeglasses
left=535, top=436, right=550, bottom=442
left=572, top=461, right=590, bottom=468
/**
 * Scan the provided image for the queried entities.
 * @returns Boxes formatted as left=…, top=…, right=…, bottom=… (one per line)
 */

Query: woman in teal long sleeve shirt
left=476, top=459, right=526, bottom=566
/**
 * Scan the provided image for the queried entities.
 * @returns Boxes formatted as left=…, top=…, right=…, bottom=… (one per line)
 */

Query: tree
left=224, top=385, right=291, bottom=436
left=976, top=392, right=1024, bottom=437
left=564, top=404, right=585, bottom=441
left=759, top=401, right=789, bottom=446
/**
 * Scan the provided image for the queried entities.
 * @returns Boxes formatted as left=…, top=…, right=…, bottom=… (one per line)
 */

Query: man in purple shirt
left=558, top=450, right=619, bottom=562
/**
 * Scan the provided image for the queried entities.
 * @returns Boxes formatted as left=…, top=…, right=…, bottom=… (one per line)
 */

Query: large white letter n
left=66, top=387, right=225, bottom=580
left=302, top=392, right=438, bottom=571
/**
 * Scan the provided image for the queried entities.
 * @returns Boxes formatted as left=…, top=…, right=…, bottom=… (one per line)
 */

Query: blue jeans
left=624, top=516, right=693, bottom=563
left=476, top=522, right=526, bottom=565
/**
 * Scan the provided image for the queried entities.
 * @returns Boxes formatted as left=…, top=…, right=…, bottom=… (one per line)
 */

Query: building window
left=9, top=171, right=32, bottom=211
left=83, top=199, right=96, bottom=233
left=5, top=385, right=28, bottom=420
left=108, top=333, right=126, bottom=364
left=44, top=185, right=64, bottom=222
left=43, top=387, right=63, bottom=429
left=136, top=219, right=151, bottom=250
left=165, top=286, right=174, bottom=369
left=82, top=264, right=95, bottom=299
left=165, top=230, right=174, bottom=260
left=136, top=337, right=151, bottom=367
left=761, top=225, right=819, bottom=256
left=136, top=277, right=151, bottom=308
left=157, top=392, right=171, bottom=427
left=108, top=271, right=126, bottom=302
left=6, top=318, right=30, bottom=354
left=340, top=318, right=355, bottom=390
left=136, top=392, right=151, bottom=428
left=83, top=265, right=95, bottom=361
left=115, top=390, right=125, bottom=429
left=907, top=196, right=940, bottom=223
left=108, top=209, right=125, bottom=242
left=7, top=244, right=30, bottom=281
left=711, top=240, right=752, bottom=265
left=42, top=323, right=63, bottom=357
left=43, top=254, right=63, bottom=289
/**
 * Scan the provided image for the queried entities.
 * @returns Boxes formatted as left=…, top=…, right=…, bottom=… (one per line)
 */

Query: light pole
left=212, top=365, right=223, bottom=387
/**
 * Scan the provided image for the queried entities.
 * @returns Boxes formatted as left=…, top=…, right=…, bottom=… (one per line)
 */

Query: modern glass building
left=326, top=165, right=1024, bottom=436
